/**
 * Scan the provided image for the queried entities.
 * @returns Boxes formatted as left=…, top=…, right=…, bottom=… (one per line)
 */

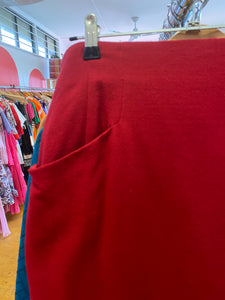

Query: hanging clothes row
left=0, top=89, right=53, bottom=238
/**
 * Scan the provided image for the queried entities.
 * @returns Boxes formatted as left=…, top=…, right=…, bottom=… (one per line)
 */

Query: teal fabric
left=15, top=128, right=43, bottom=300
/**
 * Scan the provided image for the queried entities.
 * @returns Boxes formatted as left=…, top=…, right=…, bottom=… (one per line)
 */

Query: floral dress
left=0, top=160, right=18, bottom=206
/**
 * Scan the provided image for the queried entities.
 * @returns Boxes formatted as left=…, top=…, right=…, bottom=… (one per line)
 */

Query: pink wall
left=29, top=69, right=47, bottom=88
left=0, top=46, right=20, bottom=86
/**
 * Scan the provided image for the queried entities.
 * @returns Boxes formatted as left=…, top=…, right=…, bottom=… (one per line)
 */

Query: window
left=19, top=37, right=32, bottom=52
left=0, top=8, right=60, bottom=58
left=37, top=29, right=60, bottom=58
left=38, top=46, right=46, bottom=57
left=17, top=18, right=33, bottom=53
left=47, top=36, right=56, bottom=58
left=1, top=28, right=16, bottom=46
left=0, top=8, right=16, bottom=46
left=37, top=29, right=47, bottom=57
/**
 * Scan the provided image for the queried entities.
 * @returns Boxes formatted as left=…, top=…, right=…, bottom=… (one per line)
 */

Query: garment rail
left=0, top=86, right=54, bottom=92
left=69, top=14, right=225, bottom=60
left=70, top=22, right=225, bottom=41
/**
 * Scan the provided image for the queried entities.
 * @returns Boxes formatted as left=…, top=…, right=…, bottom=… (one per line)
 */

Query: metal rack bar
left=0, top=85, right=54, bottom=92
left=70, top=24, right=225, bottom=41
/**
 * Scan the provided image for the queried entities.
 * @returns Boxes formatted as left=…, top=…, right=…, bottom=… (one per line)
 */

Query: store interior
left=0, top=0, right=225, bottom=299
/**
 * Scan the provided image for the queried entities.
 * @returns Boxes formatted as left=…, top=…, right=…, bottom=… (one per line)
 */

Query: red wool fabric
left=26, top=40, right=225, bottom=300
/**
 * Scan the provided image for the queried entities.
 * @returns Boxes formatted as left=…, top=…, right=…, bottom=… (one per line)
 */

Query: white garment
left=16, top=141, right=24, bottom=165
left=12, top=104, right=26, bottom=125
left=0, top=197, right=11, bottom=238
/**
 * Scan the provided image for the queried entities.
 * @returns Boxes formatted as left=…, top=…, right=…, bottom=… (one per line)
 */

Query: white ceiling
left=10, top=0, right=225, bottom=51
left=13, top=0, right=225, bottom=36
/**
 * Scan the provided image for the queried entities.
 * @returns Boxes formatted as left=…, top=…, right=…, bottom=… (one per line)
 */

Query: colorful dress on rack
left=4, top=129, right=26, bottom=214
left=0, top=110, right=18, bottom=206
left=0, top=160, right=18, bottom=206
left=16, top=102, right=34, bottom=181
left=0, top=197, right=10, bottom=238
left=25, top=102, right=35, bottom=124
left=0, top=108, right=18, bottom=236
left=0, top=109, right=9, bottom=166
left=27, top=97, right=45, bottom=141
left=4, top=102, right=20, bottom=140
left=10, top=104, right=24, bottom=137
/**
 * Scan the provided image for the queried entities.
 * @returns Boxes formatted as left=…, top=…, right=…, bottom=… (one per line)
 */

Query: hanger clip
left=83, top=14, right=101, bottom=60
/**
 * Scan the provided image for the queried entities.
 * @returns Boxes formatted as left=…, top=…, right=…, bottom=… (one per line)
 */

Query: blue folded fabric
left=15, top=128, right=43, bottom=300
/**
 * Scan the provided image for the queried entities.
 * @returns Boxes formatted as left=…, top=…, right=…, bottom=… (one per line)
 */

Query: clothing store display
left=16, top=128, right=43, bottom=300
left=4, top=129, right=26, bottom=214
left=27, top=96, right=45, bottom=120
left=0, top=102, right=25, bottom=216
left=16, top=96, right=48, bottom=179
left=0, top=90, right=50, bottom=237
left=26, top=96, right=45, bottom=141
left=26, top=39, right=225, bottom=300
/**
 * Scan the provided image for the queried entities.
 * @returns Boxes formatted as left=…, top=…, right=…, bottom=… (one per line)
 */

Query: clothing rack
left=69, top=13, right=225, bottom=61
left=71, top=23, right=225, bottom=41
left=0, top=86, right=54, bottom=92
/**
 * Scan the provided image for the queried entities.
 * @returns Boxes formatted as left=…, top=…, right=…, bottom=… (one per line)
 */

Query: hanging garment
left=0, top=197, right=10, bottom=238
left=0, top=113, right=9, bottom=165
left=16, top=128, right=43, bottom=300
left=0, top=160, right=18, bottom=206
left=5, top=130, right=26, bottom=214
left=13, top=104, right=27, bottom=127
left=15, top=102, right=34, bottom=179
left=26, top=97, right=44, bottom=141
left=26, top=40, right=225, bottom=300
left=9, top=104, right=24, bottom=137
left=27, top=97, right=45, bottom=121
left=0, top=110, right=19, bottom=210
left=4, top=102, right=20, bottom=140
left=16, top=141, right=24, bottom=165
left=0, top=107, right=12, bottom=134
left=25, top=102, right=35, bottom=124
left=33, top=96, right=48, bottom=115
left=20, top=125, right=33, bottom=167
left=25, top=100, right=39, bottom=126
left=15, top=103, right=30, bottom=124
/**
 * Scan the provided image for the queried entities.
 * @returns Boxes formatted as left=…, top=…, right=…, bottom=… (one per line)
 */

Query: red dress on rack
left=5, top=130, right=26, bottom=214
left=26, top=40, right=225, bottom=300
